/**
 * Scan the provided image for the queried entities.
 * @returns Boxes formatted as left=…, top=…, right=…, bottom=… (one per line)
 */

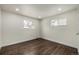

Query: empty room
left=0, top=4, right=79, bottom=55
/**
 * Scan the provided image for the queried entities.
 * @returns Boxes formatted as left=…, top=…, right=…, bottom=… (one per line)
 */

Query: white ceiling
left=0, top=4, right=78, bottom=19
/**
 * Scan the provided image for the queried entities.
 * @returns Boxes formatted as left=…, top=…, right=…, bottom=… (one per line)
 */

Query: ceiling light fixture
left=38, top=16, right=41, bottom=18
left=16, top=8, right=20, bottom=11
left=58, top=8, right=62, bottom=11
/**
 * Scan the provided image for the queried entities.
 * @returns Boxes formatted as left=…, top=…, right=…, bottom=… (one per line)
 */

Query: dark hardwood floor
left=0, top=38, right=78, bottom=55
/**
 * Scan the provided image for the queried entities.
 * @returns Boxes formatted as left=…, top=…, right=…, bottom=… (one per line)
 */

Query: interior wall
left=2, top=10, right=40, bottom=47
left=0, top=8, right=2, bottom=48
left=41, top=9, right=79, bottom=52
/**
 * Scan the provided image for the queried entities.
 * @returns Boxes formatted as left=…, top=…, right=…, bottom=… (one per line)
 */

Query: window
left=50, top=18, right=67, bottom=26
left=24, top=20, right=33, bottom=29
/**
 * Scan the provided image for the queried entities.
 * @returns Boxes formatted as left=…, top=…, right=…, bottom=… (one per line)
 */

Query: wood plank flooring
left=0, top=38, right=78, bottom=55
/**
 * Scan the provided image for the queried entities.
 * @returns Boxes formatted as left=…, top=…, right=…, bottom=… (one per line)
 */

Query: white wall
left=0, top=8, right=2, bottom=48
left=2, top=11, right=40, bottom=46
left=41, top=9, right=79, bottom=51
